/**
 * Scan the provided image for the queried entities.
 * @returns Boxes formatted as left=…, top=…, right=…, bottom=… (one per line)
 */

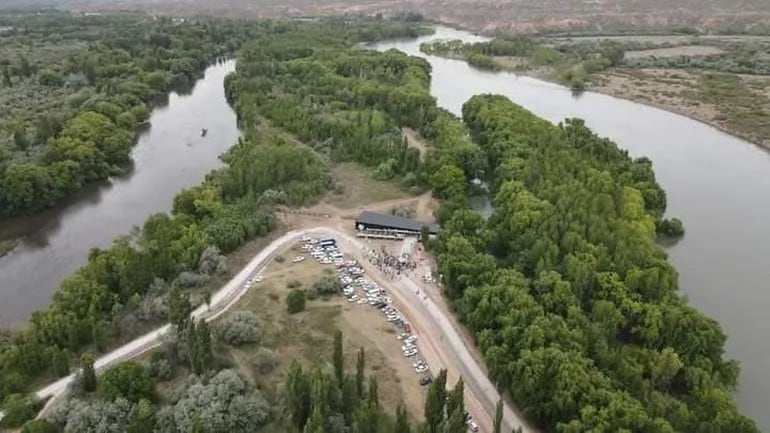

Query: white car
left=401, top=344, right=416, bottom=352
left=405, top=335, right=418, bottom=344
left=357, top=298, right=368, bottom=305
left=347, top=295, right=359, bottom=302
left=293, top=256, right=306, bottom=263
left=403, top=349, right=418, bottom=357
left=415, top=364, right=429, bottom=373
left=466, top=419, right=479, bottom=432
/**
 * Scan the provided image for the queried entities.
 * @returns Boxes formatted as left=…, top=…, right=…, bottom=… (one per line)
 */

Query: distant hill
left=2, top=0, right=769, bottom=33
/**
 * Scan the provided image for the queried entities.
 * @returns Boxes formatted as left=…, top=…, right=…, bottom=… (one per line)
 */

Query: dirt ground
left=402, top=127, right=429, bottom=156
left=214, top=241, right=428, bottom=420
left=624, top=45, right=724, bottom=59
left=594, top=68, right=770, bottom=148
left=328, top=162, right=410, bottom=209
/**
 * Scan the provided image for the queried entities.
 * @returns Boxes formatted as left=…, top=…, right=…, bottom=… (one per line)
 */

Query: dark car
left=419, top=375, right=433, bottom=386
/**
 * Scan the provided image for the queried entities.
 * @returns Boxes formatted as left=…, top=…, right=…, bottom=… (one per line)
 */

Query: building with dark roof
left=355, top=211, right=439, bottom=235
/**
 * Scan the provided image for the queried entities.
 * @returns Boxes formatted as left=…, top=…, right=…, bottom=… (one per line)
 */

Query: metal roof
left=356, top=211, right=439, bottom=234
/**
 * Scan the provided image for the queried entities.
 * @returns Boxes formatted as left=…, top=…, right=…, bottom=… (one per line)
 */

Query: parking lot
left=295, top=235, right=436, bottom=387
left=293, top=237, right=479, bottom=432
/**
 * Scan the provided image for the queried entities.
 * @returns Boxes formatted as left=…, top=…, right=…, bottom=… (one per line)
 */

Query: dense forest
left=0, top=14, right=281, bottom=217
left=0, top=16, right=433, bottom=420
left=223, top=21, right=433, bottom=189
left=417, top=94, right=757, bottom=432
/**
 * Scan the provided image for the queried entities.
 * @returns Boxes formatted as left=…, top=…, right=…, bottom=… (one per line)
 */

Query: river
left=0, top=60, right=239, bottom=328
left=372, top=27, right=770, bottom=430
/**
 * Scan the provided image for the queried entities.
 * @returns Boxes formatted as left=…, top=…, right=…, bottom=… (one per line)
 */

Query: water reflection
left=0, top=60, right=240, bottom=327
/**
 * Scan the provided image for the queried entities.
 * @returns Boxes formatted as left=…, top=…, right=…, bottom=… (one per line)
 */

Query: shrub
left=252, top=348, right=277, bottom=374
left=57, top=398, right=132, bottom=433
left=198, top=246, right=227, bottom=275
left=98, top=363, right=156, bottom=403
left=21, top=419, right=59, bottom=433
left=275, top=255, right=285, bottom=263
left=155, top=370, right=269, bottom=433
left=216, top=311, right=263, bottom=346
left=1, top=393, right=38, bottom=427
left=287, top=279, right=301, bottom=289
left=312, top=275, right=340, bottom=297
left=147, top=358, right=173, bottom=381
left=657, top=217, right=685, bottom=237
left=175, top=271, right=209, bottom=288
left=286, top=289, right=306, bottom=314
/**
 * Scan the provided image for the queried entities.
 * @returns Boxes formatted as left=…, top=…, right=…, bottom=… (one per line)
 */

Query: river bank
left=373, top=26, right=770, bottom=431
left=421, top=36, right=770, bottom=151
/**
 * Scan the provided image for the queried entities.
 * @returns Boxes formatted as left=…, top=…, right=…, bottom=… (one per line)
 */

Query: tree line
left=418, top=93, right=757, bottom=432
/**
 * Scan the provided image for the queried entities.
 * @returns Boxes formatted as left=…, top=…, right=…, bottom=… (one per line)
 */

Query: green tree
left=52, top=347, right=71, bottom=378
left=304, top=407, right=325, bottom=433
left=286, top=289, right=306, bottom=314
left=493, top=400, right=503, bottom=433
left=20, top=419, right=58, bottom=433
left=0, top=393, right=37, bottom=427
left=424, top=369, right=447, bottom=433
left=81, top=353, right=97, bottom=392
left=168, top=284, right=192, bottom=329
left=355, top=400, right=378, bottom=433
left=356, top=347, right=366, bottom=398
left=395, top=401, right=411, bottom=433
left=287, top=360, right=311, bottom=431
left=356, top=347, right=366, bottom=399
left=196, top=320, right=214, bottom=373
left=446, top=377, right=464, bottom=422
left=127, top=399, right=156, bottom=433
left=333, top=330, right=344, bottom=385
left=420, top=225, right=430, bottom=246
left=98, top=362, right=156, bottom=403
left=368, top=376, right=379, bottom=410
left=190, top=414, right=205, bottom=433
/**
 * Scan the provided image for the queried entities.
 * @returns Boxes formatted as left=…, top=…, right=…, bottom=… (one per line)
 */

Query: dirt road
left=14, top=227, right=532, bottom=433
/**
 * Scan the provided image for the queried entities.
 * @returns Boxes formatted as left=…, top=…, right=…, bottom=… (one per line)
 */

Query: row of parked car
left=297, top=237, right=478, bottom=432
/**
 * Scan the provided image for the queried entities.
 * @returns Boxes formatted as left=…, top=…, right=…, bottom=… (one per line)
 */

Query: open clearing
left=213, top=241, right=427, bottom=419
left=328, top=162, right=410, bottom=209
left=624, top=45, right=724, bottom=59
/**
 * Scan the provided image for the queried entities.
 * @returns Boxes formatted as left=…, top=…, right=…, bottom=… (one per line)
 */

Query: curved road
left=7, top=227, right=531, bottom=433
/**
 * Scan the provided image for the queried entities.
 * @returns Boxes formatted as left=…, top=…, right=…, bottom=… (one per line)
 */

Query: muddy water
left=373, top=27, right=770, bottom=430
left=0, top=60, right=240, bottom=328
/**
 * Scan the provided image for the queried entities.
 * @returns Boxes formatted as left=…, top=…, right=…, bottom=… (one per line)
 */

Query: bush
left=21, top=419, right=59, bottom=433
left=198, top=246, right=227, bottom=275
left=1, top=393, right=38, bottom=427
left=252, top=348, right=277, bottom=374
left=286, top=289, right=306, bottom=314
left=275, top=255, right=285, bottom=263
left=147, top=358, right=173, bottom=381
left=216, top=311, right=263, bottom=346
left=287, top=279, right=301, bottom=289
left=155, top=370, right=269, bottom=433
left=657, top=217, right=685, bottom=237
left=98, top=363, right=156, bottom=403
left=311, top=275, right=340, bottom=297
left=175, top=271, right=209, bottom=288
left=55, top=398, right=132, bottom=433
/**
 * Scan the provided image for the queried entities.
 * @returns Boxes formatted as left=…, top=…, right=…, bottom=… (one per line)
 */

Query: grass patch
left=328, top=162, right=409, bottom=209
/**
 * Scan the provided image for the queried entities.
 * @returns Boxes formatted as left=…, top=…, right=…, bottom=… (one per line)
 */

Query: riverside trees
left=0, top=14, right=274, bottom=217
left=423, top=93, right=757, bottom=432
left=0, top=16, right=435, bottom=416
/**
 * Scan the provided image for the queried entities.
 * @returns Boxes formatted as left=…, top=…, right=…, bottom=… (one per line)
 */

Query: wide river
left=373, top=27, right=770, bottom=430
left=0, top=28, right=767, bottom=430
left=0, top=60, right=239, bottom=327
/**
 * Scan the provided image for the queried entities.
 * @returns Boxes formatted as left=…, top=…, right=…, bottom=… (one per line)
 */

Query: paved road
left=4, top=227, right=531, bottom=433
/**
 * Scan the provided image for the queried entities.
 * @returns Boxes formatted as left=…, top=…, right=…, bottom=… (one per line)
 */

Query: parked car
left=347, top=295, right=359, bottom=302
left=293, top=256, right=306, bottom=263
left=419, top=375, right=433, bottom=386
left=403, top=349, right=418, bottom=357
left=466, top=419, right=479, bottom=432
left=415, top=364, right=429, bottom=373
left=398, top=333, right=410, bottom=340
